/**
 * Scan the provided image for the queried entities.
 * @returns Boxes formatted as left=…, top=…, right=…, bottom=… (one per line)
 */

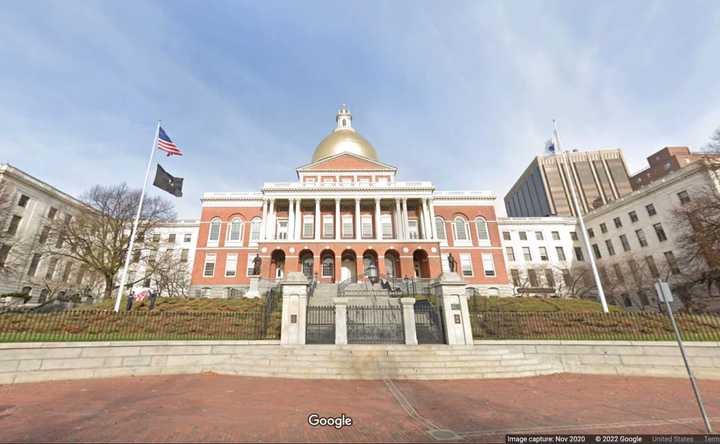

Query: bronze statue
left=252, top=254, right=262, bottom=276
left=447, top=253, right=457, bottom=273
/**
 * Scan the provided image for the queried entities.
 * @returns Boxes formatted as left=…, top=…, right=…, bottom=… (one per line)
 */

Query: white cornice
left=0, top=163, right=91, bottom=212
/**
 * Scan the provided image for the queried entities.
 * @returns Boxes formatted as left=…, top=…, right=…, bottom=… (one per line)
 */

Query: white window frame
left=453, top=217, right=471, bottom=246
left=482, top=253, right=496, bottom=277
left=321, top=256, right=334, bottom=278
left=381, top=214, right=393, bottom=239
left=505, top=247, right=516, bottom=262
left=246, top=253, right=255, bottom=277
left=249, top=218, right=262, bottom=244
left=407, top=219, right=419, bottom=240
left=302, top=215, right=314, bottom=239
left=460, top=253, right=473, bottom=277
left=203, top=253, right=216, bottom=277
left=342, top=214, right=353, bottom=238
left=475, top=217, right=490, bottom=246
left=226, top=218, right=243, bottom=246
left=322, top=214, right=334, bottom=239
left=435, top=217, right=447, bottom=246
left=441, top=253, right=450, bottom=272
left=208, top=218, right=221, bottom=247
left=361, top=214, right=373, bottom=239
left=276, top=218, right=288, bottom=240
left=225, top=253, right=238, bottom=277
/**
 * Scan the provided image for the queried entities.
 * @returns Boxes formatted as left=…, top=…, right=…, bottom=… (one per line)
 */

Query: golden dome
left=311, top=105, right=379, bottom=162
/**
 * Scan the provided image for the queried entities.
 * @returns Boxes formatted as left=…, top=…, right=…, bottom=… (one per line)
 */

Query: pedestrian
left=126, top=290, right=135, bottom=312
left=149, top=288, right=158, bottom=310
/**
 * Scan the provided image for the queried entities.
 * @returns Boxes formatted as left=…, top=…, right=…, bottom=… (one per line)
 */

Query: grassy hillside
left=468, top=296, right=623, bottom=312
left=82, top=296, right=272, bottom=313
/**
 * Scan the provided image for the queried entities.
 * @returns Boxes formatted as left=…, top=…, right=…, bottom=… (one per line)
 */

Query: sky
left=1, top=1, right=720, bottom=219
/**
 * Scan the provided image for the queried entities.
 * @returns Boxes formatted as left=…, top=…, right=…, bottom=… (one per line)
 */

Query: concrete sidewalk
left=1, top=373, right=719, bottom=442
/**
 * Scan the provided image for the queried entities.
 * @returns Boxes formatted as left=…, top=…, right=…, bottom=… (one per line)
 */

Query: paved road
left=1, top=373, right=719, bottom=442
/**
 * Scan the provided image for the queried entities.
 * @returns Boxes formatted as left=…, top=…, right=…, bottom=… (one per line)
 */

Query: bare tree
left=704, top=127, right=720, bottom=153
left=151, top=250, right=191, bottom=297
left=0, top=182, right=32, bottom=281
left=44, top=183, right=175, bottom=300
left=552, top=262, right=595, bottom=299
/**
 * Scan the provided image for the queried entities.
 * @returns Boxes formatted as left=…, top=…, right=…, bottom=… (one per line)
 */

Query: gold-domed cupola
left=312, top=104, right=379, bottom=162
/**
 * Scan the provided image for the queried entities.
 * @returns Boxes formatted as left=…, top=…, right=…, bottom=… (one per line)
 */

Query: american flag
left=157, top=126, right=183, bottom=157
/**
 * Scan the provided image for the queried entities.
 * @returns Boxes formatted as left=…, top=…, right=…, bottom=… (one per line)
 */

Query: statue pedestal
left=246, top=276, right=260, bottom=298
left=281, top=272, right=309, bottom=345
left=432, top=272, right=473, bottom=346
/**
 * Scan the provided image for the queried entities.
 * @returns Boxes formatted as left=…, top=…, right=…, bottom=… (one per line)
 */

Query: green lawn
left=81, top=296, right=272, bottom=313
left=468, top=296, right=623, bottom=312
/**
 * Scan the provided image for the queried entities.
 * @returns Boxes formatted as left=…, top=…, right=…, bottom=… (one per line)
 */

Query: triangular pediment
left=297, top=153, right=397, bottom=172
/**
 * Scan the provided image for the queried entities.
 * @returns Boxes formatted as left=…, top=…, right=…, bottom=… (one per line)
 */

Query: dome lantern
left=311, top=104, right=379, bottom=162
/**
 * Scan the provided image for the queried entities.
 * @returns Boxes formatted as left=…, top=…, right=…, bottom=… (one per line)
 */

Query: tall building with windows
left=504, top=149, right=633, bottom=217
left=630, top=146, right=720, bottom=190
left=191, top=105, right=512, bottom=297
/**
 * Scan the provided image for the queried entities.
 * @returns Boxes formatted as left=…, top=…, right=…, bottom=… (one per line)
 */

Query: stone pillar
left=335, top=198, right=341, bottom=241
left=375, top=198, right=382, bottom=240
left=428, top=198, right=437, bottom=240
left=288, top=199, right=295, bottom=241
left=246, top=276, right=260, bottom=298
left=280, top=272, right=309, bottom=345
left=314, top=198, right=321, bottom=240
left=260, top=199, right=268, bottom=241
left=400, top=297, right=418, bottom=345
left=394, top=199, right=402, bottom=240
left=355, top=198, right=361, bottom=240
left=419, top=198, right=427, bottom=240
left=401, top=198, right=409, bottom=241
left=432, top=272, right=473, bottom=346
left=266, top=198, right=275, bottom=240
left=295, top=199, right=302, bottom=239
left=334, top=297, right=348, bottom=345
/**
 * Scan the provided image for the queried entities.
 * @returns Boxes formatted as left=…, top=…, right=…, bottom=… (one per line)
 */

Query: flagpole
left=114, top=121, right=161, bottom=312
left=553, top=120, right=609, bottom=313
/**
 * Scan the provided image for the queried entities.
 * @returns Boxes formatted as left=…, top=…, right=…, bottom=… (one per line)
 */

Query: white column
left=260, top=199, right=268, bottom=241
left=288, top=199, right=295, bottom=241
left=428, top=198, right=437, bottom=240
left=355, top=198, right=361, bottom=240
left=314, top=198, right=321, bottom=240
left=419, top=198, right=428, bottom=240
left=297, top=199, right=303, bottom=240
left=266, top=198, right=275, bottom=240
left=401, top=198, right=409, bottom=241
left=335, top=198, right=341, bottom=241
left=394, top=199, right=402, bottom=240
left=375, top=198, right=382, bottom=240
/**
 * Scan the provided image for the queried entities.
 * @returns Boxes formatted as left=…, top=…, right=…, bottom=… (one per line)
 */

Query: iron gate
left=347, top=305, right=405, bottom=344
left=414, top=300, right=445, bottom=344
left=306, top=305, right=335, bottom=344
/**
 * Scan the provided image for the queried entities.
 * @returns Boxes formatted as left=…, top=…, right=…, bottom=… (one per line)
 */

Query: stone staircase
left=309, top=283, right=338, bottom=306
left=212, top=345, right=562, bottom=380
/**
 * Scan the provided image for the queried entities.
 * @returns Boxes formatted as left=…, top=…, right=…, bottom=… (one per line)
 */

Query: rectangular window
left=653, top=223, right=667, bottom=242
left=629, top=211, right=639, bottom=223
left=570, top=231, right=578, bottom=241
left=635, top=229, right=648, bottom=247
left=203, top=253, right=216, bottom=277
left=48, top=207, right=57, bottom=220
left=619, top=234, right=631, bottom=252
left=407, top=219, right=419, bottom=240
left=592, top=243, right=602, bottom=259
left=539, top=247, right=549, bottom=261
left=482, top=254, right=496, bottom=277
left=511, top=269, right=521, bottom=287
left=629, top=259, right=640, bottom=283
left=502, top=231, right=511, bottom=241
left=27, top=253, right=41, bottom=277
left=381, top=214, right=393, bottom=239
left=677, top=190, right=690, bottom=205
left=460, top=253, right=473, bottom=277
left=664, top=251, right=680, bottom=275
left=18, top=194, right=29, bottom=207
left=322, top=257, right=333, bottom=277
left=225, top=253, right=237, bottom=277
left=645, top=255, right=660, bottom=278
left=62, top=262, right=72, bottom=282
left=277, top=219, right=288, bottom=240
left=342, top=215, right=353, bottom=238
left=168, top=233, right=176, bottom=243
left=519, top=231, right=527, bottom=241
left=435, top=218, right=447, bottom=241
left=322, top=215, right=334, bottom=239
left=246, top=254, right=255, bottom=276
left=522, top=247, right=532, bottom=262
left=362, top=215, right=374, bottom=238
left=181, top=249, right=189, bottom=263
left=0, top=244, right=10, bottom=267
left=528, top=269, right=539, bottom=287
left=75, top=266, right=86, bottom=285
left=544, top=269, right=555, bottom=288
left=562, top=269, right=571, bottom=286
left=132, top=250, right=141, bottom=263
left=46, top=257, right=59, bottom=280
left=551, top=231, right=560, bottom=241
left=184, top=233, right=192, bottom=242
left=39, top=226, right=50, bottom=244
left=612, top=263, right=624, bottom=283
left=302, top=215, right=314, bottom=238
left=152, top=233, right=161, bottom=243
left=250, top=221, right=262, bottom=241
left=441, top=253, right=450, bottom=272
left=613, top=217, right=622, bottom=228
left=600, top=223, right=607, bottom=234
left=555, top=246, right=566, bottom=261
left=7, top=215, right=21, bottom=235
left=574, top=247, right=584, bottom=261
left=587, top=228, right=595, bottom=238
left=505, top=247, right=516, bottom=262
left=645, top=204, right=657, bottom=216
left=535, top=231, right=544, bottom=241
left=605, top=239, right=616, bottom=256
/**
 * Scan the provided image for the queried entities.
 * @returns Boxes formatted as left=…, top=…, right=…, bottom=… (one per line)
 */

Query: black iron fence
left=414, top=301, right=445, bottom=344
left=347, top=305, right=405, bottom=344
left=306, top=305, right=335, bottom=344
left=0, top=310, right=279, bottom=342
left=470, top=311, right=720, bottom=341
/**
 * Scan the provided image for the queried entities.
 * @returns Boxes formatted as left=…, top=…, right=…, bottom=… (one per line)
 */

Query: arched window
left=208, top=218, right=221, bottom=244
left=475, top=217, right=489, bottom=245
left=249, top=218, right=262, bottom=242
left=453, top=216, right=470, bottom=244
left=434, top=217, right=447, bottom=241
left=227, top=218, right=244, bottom=243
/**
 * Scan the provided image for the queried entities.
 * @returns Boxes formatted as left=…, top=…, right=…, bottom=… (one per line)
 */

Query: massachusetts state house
left=190, top=105, right=512, bottom=297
